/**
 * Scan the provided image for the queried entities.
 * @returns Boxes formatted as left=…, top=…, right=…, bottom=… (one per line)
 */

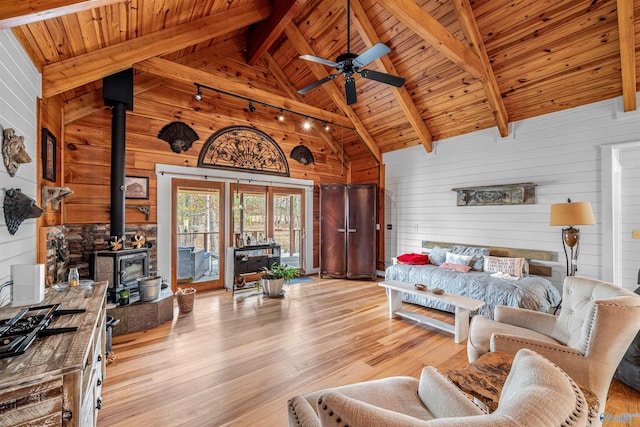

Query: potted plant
left=259, top=263, right=297, bottom=297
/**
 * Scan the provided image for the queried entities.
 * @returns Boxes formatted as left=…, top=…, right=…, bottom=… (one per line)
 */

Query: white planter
left=261, top=278, right=284, bottom=297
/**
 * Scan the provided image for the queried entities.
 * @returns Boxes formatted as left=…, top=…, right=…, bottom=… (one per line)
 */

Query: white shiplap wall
left=0, top=30, right=42, bottom=304
left=621, top=146, right=640, bottom=289
left=384, top=95, right=640, bottom=291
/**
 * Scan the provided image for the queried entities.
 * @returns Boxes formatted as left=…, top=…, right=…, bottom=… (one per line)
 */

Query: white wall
left=621, top=146, right=640, bottom=289
left=0, top=29, right=42, bottom=304
left=384, top=94, right=640, bottom=290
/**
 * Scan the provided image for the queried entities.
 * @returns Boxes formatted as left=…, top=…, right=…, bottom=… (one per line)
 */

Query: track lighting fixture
left=191, top=82, right=346, bottom=134
left=193, top=84, right=203, bottom=102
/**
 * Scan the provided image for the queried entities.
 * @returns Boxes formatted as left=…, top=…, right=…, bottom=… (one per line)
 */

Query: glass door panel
left=273, top=190, right=303, bottom=269
left=173, top=179, right=224, bottom=290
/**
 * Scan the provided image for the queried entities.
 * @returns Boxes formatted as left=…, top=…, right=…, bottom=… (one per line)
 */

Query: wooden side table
left=446, top=351, right=599, bottom=419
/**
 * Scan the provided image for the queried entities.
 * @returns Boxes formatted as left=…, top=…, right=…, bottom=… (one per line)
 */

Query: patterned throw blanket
left=384, top=264, right=561, bottom=319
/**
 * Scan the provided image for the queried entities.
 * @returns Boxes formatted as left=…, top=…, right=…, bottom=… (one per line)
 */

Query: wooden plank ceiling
left=3, top=0, right=638, bottom=161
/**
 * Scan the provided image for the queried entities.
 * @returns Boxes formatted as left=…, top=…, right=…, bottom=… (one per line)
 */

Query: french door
left=231, top=183, right=304, bottom=272
left=172, top=179, right=225, bottom=290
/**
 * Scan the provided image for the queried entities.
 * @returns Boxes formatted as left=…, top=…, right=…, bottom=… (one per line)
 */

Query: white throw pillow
left=445, top=252, right=473, bottom=266
left=483, top=256, right=526, bottom=277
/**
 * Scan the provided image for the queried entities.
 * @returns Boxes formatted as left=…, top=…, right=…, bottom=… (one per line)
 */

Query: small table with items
left=446, top=351, right=599, bottom=418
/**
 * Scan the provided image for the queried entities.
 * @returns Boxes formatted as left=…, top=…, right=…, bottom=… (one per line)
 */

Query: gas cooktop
left=0, top=304, right=86, bottom=359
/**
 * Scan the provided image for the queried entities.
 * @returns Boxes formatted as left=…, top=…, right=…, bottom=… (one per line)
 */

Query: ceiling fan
left=297, top=0, right=406, bottom=105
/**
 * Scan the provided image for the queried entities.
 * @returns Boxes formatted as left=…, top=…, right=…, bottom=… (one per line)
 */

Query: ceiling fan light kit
left=297, top=0, right=405, bottom=105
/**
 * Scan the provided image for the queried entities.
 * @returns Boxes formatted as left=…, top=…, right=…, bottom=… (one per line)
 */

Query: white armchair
left=288, top=349, right=588, bottom=426
left=467, top=276, right=640, bottom=427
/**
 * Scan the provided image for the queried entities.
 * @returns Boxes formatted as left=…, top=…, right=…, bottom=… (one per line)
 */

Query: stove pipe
left=103, top=69, right=134, bottom=239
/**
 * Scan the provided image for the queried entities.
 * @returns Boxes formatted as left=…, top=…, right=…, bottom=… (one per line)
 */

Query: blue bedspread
left=384, top=264, right=561, bottom=319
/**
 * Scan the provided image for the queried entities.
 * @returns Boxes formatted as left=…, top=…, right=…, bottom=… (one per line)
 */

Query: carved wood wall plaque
left=451, top=182, right=536, bottom=206
left=198, top=126, right=289, bottom=176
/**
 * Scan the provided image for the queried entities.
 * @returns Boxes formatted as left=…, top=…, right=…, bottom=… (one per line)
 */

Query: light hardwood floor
left=98, top=278, right=639, bottom=426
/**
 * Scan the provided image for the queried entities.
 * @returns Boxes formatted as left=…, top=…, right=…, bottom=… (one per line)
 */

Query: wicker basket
left=176, top=287, right=196, bottom=314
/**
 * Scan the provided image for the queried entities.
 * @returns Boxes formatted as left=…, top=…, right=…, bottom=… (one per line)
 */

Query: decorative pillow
left=483, top=256, right=526, bottom=277
left=439, top=262, right=472, bottom=273
left=449, top=245, right=490, bottom=271
left=428, top=246, right=449, bottom=266
left=396, top=253, right=429, bottom=265
left=445, top=252, right=473, bottom=266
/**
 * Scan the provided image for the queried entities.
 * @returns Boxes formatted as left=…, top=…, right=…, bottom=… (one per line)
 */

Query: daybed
left=385, top=242, right=561, bottom=319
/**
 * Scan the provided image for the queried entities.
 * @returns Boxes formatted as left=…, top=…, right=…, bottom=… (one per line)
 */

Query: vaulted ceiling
left=2, top=0, right=638, bottom=163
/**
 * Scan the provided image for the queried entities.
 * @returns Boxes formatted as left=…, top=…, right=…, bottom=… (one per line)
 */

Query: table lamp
left=550, top=199, right=595, bottom=276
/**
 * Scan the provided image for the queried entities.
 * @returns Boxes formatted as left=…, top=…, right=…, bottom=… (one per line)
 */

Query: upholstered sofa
left=177, top=246, right=205, bottom=281
left=614, top=286, right=640, bottom=391
left=287, top=349, right=588, bottom=426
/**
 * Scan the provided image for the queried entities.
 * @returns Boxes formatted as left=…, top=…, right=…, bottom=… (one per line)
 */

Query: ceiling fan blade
left=298, top=74, right=339, bottom=95
left=359, top=69, right=406, bottom=87
left=353, top=43, right=391, bottom=68
left=345, top=77, right=357, bottom=105
left=299, top=54, right=339, bottom=68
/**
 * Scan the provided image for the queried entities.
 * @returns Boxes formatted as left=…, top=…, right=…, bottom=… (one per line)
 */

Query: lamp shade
left=549, top=201, right=595, bottom=226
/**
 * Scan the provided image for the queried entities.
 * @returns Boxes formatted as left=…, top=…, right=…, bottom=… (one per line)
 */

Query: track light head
left=303, top=118, right=312, bottom=130
left=324, top=122, right=330, bottom=132
left=249, top=101, right=256, bottom=113
left=193, top=85, right=203, bottom=101
left=278, top=109, right=285, bottom=121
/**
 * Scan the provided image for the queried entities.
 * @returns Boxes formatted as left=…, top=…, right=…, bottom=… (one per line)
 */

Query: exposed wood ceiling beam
left=0, top=0, right=126, bottom=29
left=284, top=23, right=382, bottom=164
left=452, top=0, right=509, bottom=136
left=350, top=0, right=433, bottom=152
left=134, top=57, right=354, bottom=129
left=263, top=52, right=350, bottom=167
left=247, top=0, right=308, bottom=66
left=616, top=0, right=636, bottom=112
left=42, top=1, right=271, bottom=98
left=377, top=0, right=484, bottom=80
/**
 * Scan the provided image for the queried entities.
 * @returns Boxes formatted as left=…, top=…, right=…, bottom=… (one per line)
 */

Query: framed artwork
left=41, top=128, right=56, bottom=181
left=125, top=176, right=149, bottom=199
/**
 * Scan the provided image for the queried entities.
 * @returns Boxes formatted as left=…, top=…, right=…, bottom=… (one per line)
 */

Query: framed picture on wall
left=125, top=176, right=149, bottom=199
left=41, top=128, right=56, bottom=181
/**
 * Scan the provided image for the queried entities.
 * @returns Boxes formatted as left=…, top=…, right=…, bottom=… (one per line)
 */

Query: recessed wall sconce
left=193, top=84, right=203, bottom=101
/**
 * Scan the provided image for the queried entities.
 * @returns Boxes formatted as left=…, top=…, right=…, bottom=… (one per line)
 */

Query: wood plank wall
left=61, top=64, right=382, bottom=270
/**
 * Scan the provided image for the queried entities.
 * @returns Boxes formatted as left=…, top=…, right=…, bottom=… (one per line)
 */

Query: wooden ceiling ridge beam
left=350, top=0, right=433, bottom=153
left=0, top=0, right=126, bottom=29
left=134, top=57, right=354, bottom=129
left=616, top=0, right=636, bottom=112
left=284, top=23, right=382, bottom=164
left=452, top=0, right=509, bottom=137
left=377, top=0, right=484, bottom=80
left=246, top=0, right=309, bottom=66
left=263, top=52, right=351, bottom=167
left=42, top=1, right=272, bottom=98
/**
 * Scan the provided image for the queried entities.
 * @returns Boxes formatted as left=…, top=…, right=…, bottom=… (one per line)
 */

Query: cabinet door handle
left=347, top=228, right=356, bottom=232
left=97, top=377, right=103, bottom=386
left=337, top=228, right=346, bottom=232
left=97, top=354, right=103, bottom=362
left=96, top=397, right=102, bottom=410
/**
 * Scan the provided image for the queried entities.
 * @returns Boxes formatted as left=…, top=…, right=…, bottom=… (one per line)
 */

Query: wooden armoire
left=319, top=183, right=377, bottom=279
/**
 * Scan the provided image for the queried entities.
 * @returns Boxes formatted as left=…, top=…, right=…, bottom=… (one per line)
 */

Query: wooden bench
left=379, top=280, right=485, bottom=343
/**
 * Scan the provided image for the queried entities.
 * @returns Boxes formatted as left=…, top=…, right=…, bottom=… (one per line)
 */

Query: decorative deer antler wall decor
left=42, top=185, right=74, bottom=210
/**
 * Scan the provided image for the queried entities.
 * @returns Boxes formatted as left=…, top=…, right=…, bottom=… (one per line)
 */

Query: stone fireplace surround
left=43, top=223, right=173, bottom=336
